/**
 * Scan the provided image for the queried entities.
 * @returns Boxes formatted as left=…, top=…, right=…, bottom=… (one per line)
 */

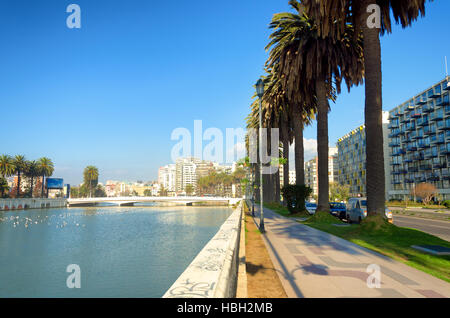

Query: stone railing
left=163, top=201, right=243, bottom=298
left=0, top=198, right=67, bottom=210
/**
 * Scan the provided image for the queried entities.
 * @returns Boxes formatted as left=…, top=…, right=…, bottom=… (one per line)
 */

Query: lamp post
left=255, top=78, right=265, bottom=233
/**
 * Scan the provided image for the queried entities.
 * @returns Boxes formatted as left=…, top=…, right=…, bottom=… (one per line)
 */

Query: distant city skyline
left=1, top=0, right=449, bottom=185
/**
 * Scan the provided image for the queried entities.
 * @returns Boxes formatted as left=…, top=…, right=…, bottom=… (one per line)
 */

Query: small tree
left=329, top=182, right=350, bottom=202
left=413, top=183, right=437, bottom=206
left=185, top=184, right=194, bottom=196
left=281, top=185, right=313, bottom=214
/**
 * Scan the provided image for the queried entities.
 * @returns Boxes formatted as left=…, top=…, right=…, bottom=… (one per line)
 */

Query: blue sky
left=0, top=0, right=449, bottom=185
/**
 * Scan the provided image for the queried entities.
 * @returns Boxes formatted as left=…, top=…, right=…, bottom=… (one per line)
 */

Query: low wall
left=163, top=201, right=243, bottom=298
left=0, top=198, right=67, bottom=211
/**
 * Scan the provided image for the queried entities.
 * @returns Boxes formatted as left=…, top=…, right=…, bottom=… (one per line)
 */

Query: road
left=393, top=214, right=450, bottom=242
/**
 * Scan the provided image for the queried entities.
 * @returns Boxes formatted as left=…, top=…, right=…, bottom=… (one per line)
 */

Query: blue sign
left=46, top=178, right=64, bottom=189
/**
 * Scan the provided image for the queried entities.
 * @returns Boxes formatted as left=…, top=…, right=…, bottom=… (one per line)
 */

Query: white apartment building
left=304, top=147, right=339, bottom=197
left=158, top=164, right=176, bottom=192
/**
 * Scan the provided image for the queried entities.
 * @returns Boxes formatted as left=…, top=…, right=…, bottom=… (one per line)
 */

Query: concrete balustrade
left=163, top=201, right=243, bottom=298
left=0, top=198, right=67, bottom=211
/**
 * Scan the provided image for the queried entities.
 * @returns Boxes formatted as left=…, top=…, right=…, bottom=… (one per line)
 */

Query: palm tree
left=266, top=0, right=364, bottom=213
left=38, top=157, right=54, bottom=198
left=0, top=155, right=15, bottom=197
left=302, top=0, right=428, bottom=215
left=83, top=166, right=99, bottom=198
left=25, top=160, right=39, bottom=198
left=13, top=155, right=27, bottom=198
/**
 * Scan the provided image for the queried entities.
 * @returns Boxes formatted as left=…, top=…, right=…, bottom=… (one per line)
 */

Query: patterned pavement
left=250, top=205, right=450, bottom=298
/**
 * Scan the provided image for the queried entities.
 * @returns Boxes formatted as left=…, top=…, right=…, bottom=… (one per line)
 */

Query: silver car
left=346, top=198, right=393, bottom=223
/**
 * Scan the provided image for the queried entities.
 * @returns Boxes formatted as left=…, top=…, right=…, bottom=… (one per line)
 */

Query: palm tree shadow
left=246, top=262, right=271, bottom=276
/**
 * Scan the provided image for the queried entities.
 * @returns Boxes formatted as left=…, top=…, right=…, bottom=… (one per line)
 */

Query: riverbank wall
left=163, top=201, right=243, bottom=298
left=0, top=198, right=67, bottom=211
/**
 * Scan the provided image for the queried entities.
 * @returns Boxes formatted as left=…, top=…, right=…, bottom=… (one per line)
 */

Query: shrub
left=281, top=185, right=312, bottom=214
left=443, top=200, right=450, bottom=209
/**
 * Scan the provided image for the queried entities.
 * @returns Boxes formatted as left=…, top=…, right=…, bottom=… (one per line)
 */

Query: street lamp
left=255, top=78, right=265, bottom=233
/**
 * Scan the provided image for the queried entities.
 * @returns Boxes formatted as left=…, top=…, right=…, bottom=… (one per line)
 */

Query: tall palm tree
left=266, top=1, right=364, bottom=213
left=302, top=0, right=428, bottom=215
left=13, top=155, right=27, bottom=198
left=0, top=155, right=15, bottom=197
left=38, top=157, right=54, bottom=198
left=83, top=166, right=99, bottom=198
left=25, top=160, right=39, bottom=198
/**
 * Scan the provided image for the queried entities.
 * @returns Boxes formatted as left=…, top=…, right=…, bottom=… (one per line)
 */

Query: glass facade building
left=388, top=78, right=450, bottom=200
left=337, top=112, right=391, bottom=199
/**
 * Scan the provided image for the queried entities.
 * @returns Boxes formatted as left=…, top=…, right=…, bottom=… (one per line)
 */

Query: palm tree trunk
left=41, top=174, right=45, bottom=198
left=275, top=169, right=280, bottom=203
left=316, top=78, right=330, bottom=213
left=361, top=0, right=386, bottom=216
left=281, top=125, right=290, bottom=190
left=17, top=171, right=21, bottom=198
left=30, top=176, right=34, bottom=198
left=292, top=106, right=305, bottom=186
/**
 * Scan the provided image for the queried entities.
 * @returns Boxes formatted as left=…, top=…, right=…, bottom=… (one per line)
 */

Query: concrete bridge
left=67, top=196, right=242, bottom=207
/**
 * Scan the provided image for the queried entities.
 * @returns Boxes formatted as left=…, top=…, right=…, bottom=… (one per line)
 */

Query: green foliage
left=307, top=211, right=343, bottom=224
left=185, top=184, right=194, bottom=195
left=443, top=200, right=450, bottom=209
left=329, top=182, right=350, bottom=202
left=0, top=177, right=9, bottom=198
left=143, top=189, right=152, bottom=196
left=281, top=184, right=312, bottom=214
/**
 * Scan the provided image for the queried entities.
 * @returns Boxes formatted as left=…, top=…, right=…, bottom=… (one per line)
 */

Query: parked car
left=305, top=202, right=317, bottom=215
left=329, top=202, right=347, bottom=220
left=346, top=197, right=393, bottom=224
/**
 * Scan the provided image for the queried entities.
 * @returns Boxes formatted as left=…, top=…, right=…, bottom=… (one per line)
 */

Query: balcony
left=389, top=131, right=401, bottom=138
left=433, top=162, right=447, bottom=169
left=435, top=136, right=446, bottom=144
left=441, top=120, right=450, bottom=130
left=445, top=105, right=450, bottom=115
left=408, top=167, right=419, bottom=173
left=400, top=116, right=411, bottom=123
left=429, top=88, right=441, bottom=98
left=388, top=121, right=399, bottom=129
left=406, top=145, right=417, bottom=152
left=417, top=119, right=429, bottom=126
left=442, top=172, right=450, bottom=180
left=416, top=97, right=427, bottom=105
left=422, top=104, right=434, bottom=113
left=430, top=112, right=444, bottom=121
left=427, top=174, right=440, bottom=182
left=415, top=176, right=426, bottom=183
left=411, top=112, right=421, bottom=118
left=413, top=153, right=425, bottom=160
left=389, top=141, right=400, bottom=147
left=404, top=157, right=413, bottom=163
left=444, top=81, right=450, bottom=91
left=392, top=149, right=406, bottom=156
left=404, top=178, right=415, bottom=184
left=419, top=164, right=432, bottom=171
left=436, top=96, right=449, bottom=107
left=424, top=126, right=436, bottom=135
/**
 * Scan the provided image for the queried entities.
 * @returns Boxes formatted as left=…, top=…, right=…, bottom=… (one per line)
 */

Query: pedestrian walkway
left=250, top=204, right=450, bottom=298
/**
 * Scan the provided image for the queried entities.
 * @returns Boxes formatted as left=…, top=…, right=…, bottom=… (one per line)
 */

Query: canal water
left=0, top=205, right=233, bottom=297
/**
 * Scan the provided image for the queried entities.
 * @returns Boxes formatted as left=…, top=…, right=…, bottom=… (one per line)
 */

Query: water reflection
left=0, top=205, right=232, bottom=297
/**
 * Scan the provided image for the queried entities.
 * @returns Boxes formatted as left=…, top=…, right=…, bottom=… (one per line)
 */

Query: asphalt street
left=393, top=214, right=450, bottom=242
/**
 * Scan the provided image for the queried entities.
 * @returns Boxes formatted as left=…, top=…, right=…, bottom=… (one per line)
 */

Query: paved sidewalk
left=251, top=204, right=450, bottom=298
